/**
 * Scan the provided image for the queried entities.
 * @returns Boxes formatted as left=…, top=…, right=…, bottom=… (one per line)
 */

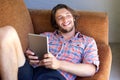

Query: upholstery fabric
left=0, top=0, right=34, bottom=51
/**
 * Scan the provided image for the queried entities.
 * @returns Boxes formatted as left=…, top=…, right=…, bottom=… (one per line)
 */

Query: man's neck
left=60, top=28, right=75, bottom=40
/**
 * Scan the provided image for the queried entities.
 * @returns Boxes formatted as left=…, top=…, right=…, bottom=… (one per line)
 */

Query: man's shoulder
left=78, top=33, right=96, bottom=42
left=40, top=32, right=55, bottom=37
left=77, top=32, right=92, bottom=39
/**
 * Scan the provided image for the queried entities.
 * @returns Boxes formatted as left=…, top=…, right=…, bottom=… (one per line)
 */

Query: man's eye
left=57, top=17, right=63, bottom=20
left=67, top=14, right=72, bottom=18
left=57, top=16, right=63, bottom=20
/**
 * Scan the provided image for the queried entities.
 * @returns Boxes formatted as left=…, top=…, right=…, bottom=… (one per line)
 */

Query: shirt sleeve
left=82, top=38, right=100, bottom=72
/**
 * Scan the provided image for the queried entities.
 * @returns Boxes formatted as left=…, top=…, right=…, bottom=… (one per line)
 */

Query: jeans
left=18, top=60, right=66, bottom=80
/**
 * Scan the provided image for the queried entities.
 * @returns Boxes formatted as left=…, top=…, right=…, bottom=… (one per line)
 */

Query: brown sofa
left=0, top=0, right=112, bottom=80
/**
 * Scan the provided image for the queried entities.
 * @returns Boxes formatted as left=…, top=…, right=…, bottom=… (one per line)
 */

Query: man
left=0, top=4, right=99, bottom=80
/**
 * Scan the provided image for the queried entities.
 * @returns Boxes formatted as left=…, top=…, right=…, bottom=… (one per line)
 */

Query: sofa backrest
left=29, top=9, right=108, bottom=45
left=0, top=0, right=34, bottom=52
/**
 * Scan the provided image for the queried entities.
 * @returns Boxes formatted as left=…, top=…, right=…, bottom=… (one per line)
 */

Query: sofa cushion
left=0, top=0, right=34, bottom=51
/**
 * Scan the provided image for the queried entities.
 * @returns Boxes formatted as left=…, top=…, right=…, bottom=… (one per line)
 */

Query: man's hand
left=41, top=53, right=61, bottom=70
left=25, top=50, right=60, bottom=69
left=25, top=49, right=40, bottom=66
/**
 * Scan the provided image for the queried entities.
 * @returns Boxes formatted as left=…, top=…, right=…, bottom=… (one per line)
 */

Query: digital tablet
left=28, top=33, right=49, bottom=60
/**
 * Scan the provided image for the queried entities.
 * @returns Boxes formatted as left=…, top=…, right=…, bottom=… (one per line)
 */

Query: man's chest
left=48, top=39, right=85, bottom=63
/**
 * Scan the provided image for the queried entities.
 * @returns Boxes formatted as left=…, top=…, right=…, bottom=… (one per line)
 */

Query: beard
left=59, top=26, right=74, bottom=33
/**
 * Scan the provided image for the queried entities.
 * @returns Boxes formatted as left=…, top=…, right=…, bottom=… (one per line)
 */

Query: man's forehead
left=55, top=8, right=72, bottom=16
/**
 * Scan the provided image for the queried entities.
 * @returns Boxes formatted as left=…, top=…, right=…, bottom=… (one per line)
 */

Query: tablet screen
left=28, top=33, right=49, bottom=60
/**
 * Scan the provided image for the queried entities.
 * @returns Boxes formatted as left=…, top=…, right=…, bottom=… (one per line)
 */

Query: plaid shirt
left=42, top=30, right=99, bottom=80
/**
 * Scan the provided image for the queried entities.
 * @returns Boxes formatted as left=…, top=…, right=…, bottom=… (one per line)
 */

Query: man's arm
left=42, top=53, right=96, bottom=77
left=58, top=60, right=96, bottom=77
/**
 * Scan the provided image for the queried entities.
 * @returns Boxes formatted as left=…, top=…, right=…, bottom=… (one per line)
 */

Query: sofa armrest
left=76, top=43, right=112, bottom=80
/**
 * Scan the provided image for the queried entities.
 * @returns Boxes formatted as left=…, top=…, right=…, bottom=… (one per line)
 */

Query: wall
left=24, top=0, right=120, bottom=43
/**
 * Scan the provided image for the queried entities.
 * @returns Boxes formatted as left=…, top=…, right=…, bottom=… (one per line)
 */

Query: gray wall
left=24, top=0, right=120, bottom=43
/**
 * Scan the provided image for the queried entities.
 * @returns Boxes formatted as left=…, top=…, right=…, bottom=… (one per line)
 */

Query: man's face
left=55, top=8, right=75, bottom=33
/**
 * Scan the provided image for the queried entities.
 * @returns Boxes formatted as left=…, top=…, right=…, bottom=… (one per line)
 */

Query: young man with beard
left=0, top=4, right=99, bottom=80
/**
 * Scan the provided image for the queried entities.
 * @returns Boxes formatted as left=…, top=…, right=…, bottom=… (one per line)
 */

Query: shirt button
left=69, top=40, right=72, bottom=43
left=58, top=54, right=60, bottom=56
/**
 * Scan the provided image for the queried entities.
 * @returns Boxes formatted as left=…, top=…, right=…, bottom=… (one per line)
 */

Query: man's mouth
left=63, top=21, right=71, bottom=26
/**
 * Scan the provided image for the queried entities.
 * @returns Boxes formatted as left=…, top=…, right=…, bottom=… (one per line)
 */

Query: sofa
left=0, top=0, right=112, bottom=80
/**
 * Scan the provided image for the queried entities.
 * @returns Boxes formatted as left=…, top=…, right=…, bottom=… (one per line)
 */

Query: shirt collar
left=53, top=30, right=63, bottom=38
left=54, top=30, right=83, bottom=38
left=75, top=32, right=83, bottom=38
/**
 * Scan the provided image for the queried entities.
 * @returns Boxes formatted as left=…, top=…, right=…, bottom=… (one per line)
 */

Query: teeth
left=64, top=22, right=70, bottom=26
